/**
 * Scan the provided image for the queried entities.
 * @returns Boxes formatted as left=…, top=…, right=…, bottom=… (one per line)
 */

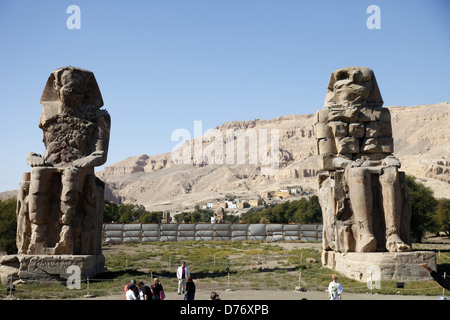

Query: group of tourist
left=124, top=278, right=164, bottom=301
left=124, top=260, right=196, bottom=300
left=123, top=260, right=343, bottom=301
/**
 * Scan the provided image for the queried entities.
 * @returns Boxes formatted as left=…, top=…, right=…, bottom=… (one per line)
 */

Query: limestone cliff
left=95, top=103, right=450, bottom=211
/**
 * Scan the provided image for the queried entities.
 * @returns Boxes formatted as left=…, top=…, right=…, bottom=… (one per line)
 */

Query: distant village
left=160, top=185, right=315, bottom=224
left=199, top=185, right=313, bottom=211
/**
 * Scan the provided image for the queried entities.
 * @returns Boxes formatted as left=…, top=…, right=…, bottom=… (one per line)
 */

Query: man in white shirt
left=328, top=275, right=343, bottom=300
left=177, top=260, right=190, bottom=295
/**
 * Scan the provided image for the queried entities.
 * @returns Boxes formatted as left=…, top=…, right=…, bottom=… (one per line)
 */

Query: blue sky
left=0, top=0, right=449, bottom=192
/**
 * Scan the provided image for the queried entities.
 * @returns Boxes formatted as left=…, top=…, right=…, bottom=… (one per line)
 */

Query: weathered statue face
left=41, top=66, right=103, bottom=113
left=324, top=66, right=383, bottom=108
left=332, top=68, right=372, bottom=105
left=58, top=69, right=86, bottom=107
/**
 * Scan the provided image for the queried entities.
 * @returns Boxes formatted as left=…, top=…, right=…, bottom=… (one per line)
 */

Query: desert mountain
left=96, top=102, right=450, bottom=212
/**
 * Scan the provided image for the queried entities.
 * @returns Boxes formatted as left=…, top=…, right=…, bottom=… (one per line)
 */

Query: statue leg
left=27, top=167, right=58, bottom=254
left=80, top=173, right=99, bottom=254
left=318, top=174, right=336, bottom=251
left=16, top=173, right=31, bottom=254
left=54, top=167, right=86, bottom=254
left=379, top=167, right=411, bottom=252
left=345, top=167, right=377, bottom=252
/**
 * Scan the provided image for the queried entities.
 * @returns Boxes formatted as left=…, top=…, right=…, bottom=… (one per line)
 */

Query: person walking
left=327, top=274, right=343, bottom=300
left=151, top=278, right=165, bottom=300
left=184, top=275, right=196, bottom=300
left=177, top=260, right=190, bottom=295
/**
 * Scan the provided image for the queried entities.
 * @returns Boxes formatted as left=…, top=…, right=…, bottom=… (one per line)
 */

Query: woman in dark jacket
left=184, top=275, right=196, bottom=300
left=151, top=278, right=164, bottom=300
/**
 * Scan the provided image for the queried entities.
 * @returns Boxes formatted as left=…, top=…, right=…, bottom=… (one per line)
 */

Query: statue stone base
left=0, top=254, right=105, bottom=285
left=322, top=250, right=436, bottom=282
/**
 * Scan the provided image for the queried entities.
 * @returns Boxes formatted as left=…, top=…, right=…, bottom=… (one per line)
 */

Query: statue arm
left=71, top=112, right=111, bottom=168
left=381, top=155, right=401, bottom=168
left=333, top=156, right=400, bottom=170
left=382, top=155, right=401, bottom=168
left=331, top=157, right=354, bottom=169
left=27, top=152, right=47, bottom=167
left=318, top=153, right=358, bottom=171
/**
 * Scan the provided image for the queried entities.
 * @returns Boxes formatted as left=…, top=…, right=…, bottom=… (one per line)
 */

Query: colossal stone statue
left=16, top=66, right=110, bottom=256
left=316, top=67, right=412, bottom=253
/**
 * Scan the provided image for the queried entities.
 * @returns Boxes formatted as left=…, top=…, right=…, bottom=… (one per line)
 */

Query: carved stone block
left=348, top=123, right=365, bottom=138
left=329, top=121, right=348, bottom=138
left=318, top=138, right=337, bottom=154
left=336, top=136, right=359, bottom=154
left=315, top=121, right=332, bottom=139
left=361, top=137, right=380, bottom=153
left=380, top=137, right=394, bottom=153
left=318, top=153, right=336, bottom=171
left=380, top=121, right=392, bottom=136
left=365, top=122, right=381, bottom=138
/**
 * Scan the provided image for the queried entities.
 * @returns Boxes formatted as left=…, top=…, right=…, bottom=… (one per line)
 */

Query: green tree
left=140, top=211, right=163, bottom=223
left=0, top=198, right=17, bottom=254
left=224, top=212, right=239, bottom=223
left=117, top=204, right=138, bottom=223
left=191, top=205, right=214, bottom=223
left=295, top=195, right=322, bottom=223
left=173, top=212, right=192, bottom=223
left=104, top=201, right=163, bottom=224
left=406, top=175, right=438, bottom=242
left=239, top=209, right=261, bottom=223
left=191, top=210, right=202, bottom=223
left=239, top=197, right=322, bottom=224
left=435, top=198, right=450, bottom=237
left=103, top=199, right=119, bottom=223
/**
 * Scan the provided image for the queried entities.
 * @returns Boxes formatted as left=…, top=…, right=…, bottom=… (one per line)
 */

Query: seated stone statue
left=316, top=67, right=412, bottom=253
left=16, top=66, right=111, bottom=255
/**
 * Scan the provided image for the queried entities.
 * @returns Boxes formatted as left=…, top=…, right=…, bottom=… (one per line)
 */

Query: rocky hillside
left=96, top=102, right=450, bottom=212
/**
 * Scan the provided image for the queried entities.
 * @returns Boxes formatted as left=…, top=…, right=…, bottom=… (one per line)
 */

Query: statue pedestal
left=322, top=250, right=436, bottom=282
left=0, top=254, right=105, bottom=285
